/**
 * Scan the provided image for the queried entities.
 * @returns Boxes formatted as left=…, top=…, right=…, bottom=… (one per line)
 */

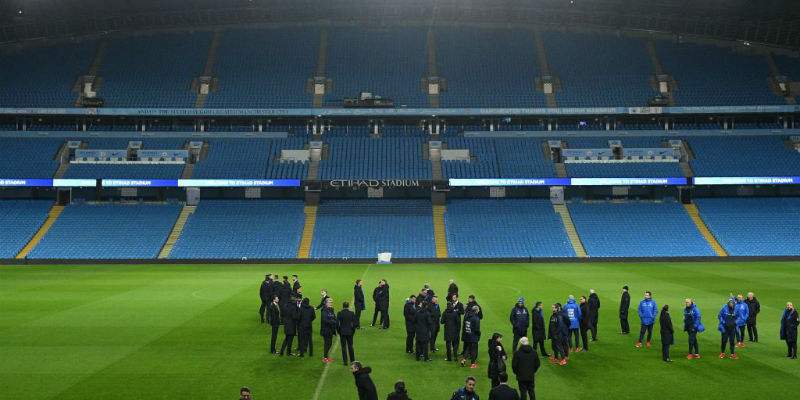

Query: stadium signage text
left=327, top=179, right=422, bottom=188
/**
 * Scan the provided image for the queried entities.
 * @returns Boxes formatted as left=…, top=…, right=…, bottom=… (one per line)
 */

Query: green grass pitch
left=1, top=262, right=798, bottom=400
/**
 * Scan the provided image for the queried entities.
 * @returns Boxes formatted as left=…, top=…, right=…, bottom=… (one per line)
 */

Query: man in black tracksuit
left=404, top=295, right=418, bottom=354
left=429, top=296, right=442, bottom=352
left=267, top=295, right=282, bottom=354
left=298, top=297, right=316, bottom=357
left=354, top=280, right=365, bottom=329
left=579, top=296, right=590, bottom=351
left=279, top=296, right=299, bottom=356
left=278, top=276, right=291, bottom=309
left=259, top=275, right=272, bottom=323
left=588, top=289, right=600, bottom=341
left=620, top=285, right=631, bottom=334
left=510, top=297, right=530, bottom=352
left=745, top=292, right=760, bottom=342
left=415, top=302, right=432, bottom=361
left=461, top=306, right=481, bottom=367
left=531, top=302, right=549, bottom=357
left=338, top=301, right=357, bottom=366
left=442, top=301, right=461, bottom=361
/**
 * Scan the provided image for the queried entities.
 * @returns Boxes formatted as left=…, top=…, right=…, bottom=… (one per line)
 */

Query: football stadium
left=1, top=0, right=800, bottom=399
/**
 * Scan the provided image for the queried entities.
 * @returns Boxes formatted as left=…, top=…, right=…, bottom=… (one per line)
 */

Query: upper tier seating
left=192, top=138, right=308, bottom=179
left=694, top=197, right=800, bottom=256
left=169, top=200, right=305, bottom=259
left=0, top=200, right=53, bottom=258
left=442, top=138, right=557, bottom=178
left=444, top=199, right=575, bottom=258
left=688, top=136, right=800, bottom=176
left=568, top=202, right=717, bottom=257
left=29, top=203, right=181, bottom=259
left=0, top=138, right=63, bottom=178
left=309, top=200, right=436, bottom=258
left=565, top=162, right=684, bottom=178
left=318, top=137, right=431, bottom=179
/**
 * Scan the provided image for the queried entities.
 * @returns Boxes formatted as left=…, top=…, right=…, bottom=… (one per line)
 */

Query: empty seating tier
left=0, top=201, right=53, bottom=258
left=192, top=138, right=307, bottom=179
left=319, top=137, right=431, bottom=179
left=689, top=136, right=800, bottom=177
left=0, top=138, right=63, bottom=178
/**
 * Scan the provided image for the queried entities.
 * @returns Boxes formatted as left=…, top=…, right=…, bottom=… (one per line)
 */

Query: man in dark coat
left=448, top=279, right=459, bottom=300
left=267, top=295, right=281, bottom=354
left=298, top=297, right=316, bottom=357
left=488, top=372, right=520, bottom=400
left=415, top=302, right=432, bottom=361
left=316, top=289, right=330, bottom=311
left=337, top=301, right=357, bottom=366
left=378, top=280, right=390, bottom=329
left=452, top=293, right=465, bottom=316
left=354, top=279, right=366, bottom=329
left=781, top=302, right=799, bottom=359
left=404, top=295, right=418, bottom=354
left=578, top=296, right=590, bottom=351
left=278, top=276, right=291, bottom=309
left=660, top=305, right=674, bottom=362
left=548, top=303, right=567, bottom=364
left=588, top=289, right=600, bottom=341
left=429, top=296, right=442, bottom=352
left=442, top=301, right=462, bottom=361
left=620, top=285, right=630, bottom=334
left=512, top=337, right=540, bottom=400
left=451, top=376, right=479, bottom=400
left=510, top=297, right=530, bottom=353
left=461, top=306, right=482, bottom=367
left=467, top=295, right=484, bottom=319
left=279, top=295, right=299, bottom=356
left=291, top=274, right=301, bottom=294
left=259, top=274, right=272, bottom=323
left=745, top=292, right=760, bottom=342
left=371, top=282, right=382, bottom=327
left=531, top=302, right=549, bottom=357
left=350, top=361, right=378, bottom=400
left=320, top=298, right=337, bottom=362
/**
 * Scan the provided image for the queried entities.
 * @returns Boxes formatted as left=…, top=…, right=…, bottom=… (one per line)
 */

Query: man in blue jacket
left=636, top=291, right=658, bottom=347
left=451, top=376, right=480, bottom=400
left=563, top=296, right=582, bottom=353
left=510, top=297, right=530, bottom=353
left=683, top=298, right=703, bottom=359
left=718, top=299, right=740, bottom=359
left=734, top=294, right=750, bottom=348
left=461, top=306, right=482, bottom=369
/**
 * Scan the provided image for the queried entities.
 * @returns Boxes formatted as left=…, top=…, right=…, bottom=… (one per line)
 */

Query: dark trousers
left=638, top=324, right=653, bottom=343
left=786, top=340, right=797, bottom=357
left=340, top=335, right=354, bottom=364
left=551, top=338, right=566, bottom=360
left=416, top=337, right=430, bottom=360
left=662, top=344, right=671, bottom=361
left=721, top=327, right=736, bottom=354
left=379, top=308, right=390, bottom=328
left=405, top=328, right=415, bottom=353
left=269, top=324, right=280, bottom=353
left=534, top=339, right=549, bottom=356
left=590, top=315, right=598, bottom=340
left=464, top=342, right=478, bottom=363
left=561, top=337, right=570, bottom=356
left=323, top=335, right=333, bottom=358
left=446, top=340, right=459, bottom=360
left=354, top=307, right=362, bottom=328
left=518, top=380, right=535, bottom=400
left=736, top=326, right=746, bottom=343
left=298, top=330, right=313, bottom=356
left=279, top=334, right=295, bottom=355
left=259, top=301, right=267, bottom=322
left=579, top=325, right=590, bottom=350
left=568, top=329, right=580, bottom=349
left=687, top=330, right=699, bottom=354
left=621, top=316, right=630, bottom=333
left=430, top=327, right=439, bottom=351
left=513, top=331, right=524, bottom=353
left=747, top=322, right=758, bottom=342
left=372, top=306, right=379, bottom=326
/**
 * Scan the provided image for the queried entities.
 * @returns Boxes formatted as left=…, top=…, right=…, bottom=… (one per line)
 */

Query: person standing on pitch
left=291, top=274, right=301, bottom=294
left=371, top=281, right=382, bottom=327
left=718, top=299, right=739, bottom=359
left=337, top=301, right=356, bottom=366
left=563, top=295, right=581, bottom=353
left=404, top=295, right=418, bottom=354
left=734, top=294, right=750, bottom=348
left=488, top=372, right=520, bottom=400
left=259, top=274, right=272, bottom=323
left=512, top=337, right=540, bottom=400
left=353, top=279, right=365, bottom=329
left=660, top=304, right=674, bottom=362
left=415, top=301, right=432, bottom=362
left=451, top=376, right=479, bottom=400
left=448, top=279, right=459, bottom=300
left=452, top=293, right=466, bottom=315
left=386, top=381, right=411, bottom=400
left=684, top=298, right=703, bottom=359
left=267, top=295, right=281, bottom=354
left=279, top=294, right=299, bottom=356
left=278, top=276, right=291, bottom=309
left=487, top=333, right=508, bottom=388
left=461, top=306, right=482, bottom=368
left=548, top=303, right=567, bottom=365
left=316, top=289, right=330, bottom=311
left=745, top=292, right=760, bottom=343
left=636, top=291, right=657, bottom=348
left=578, top=296, right=590, bottom=352
left=467, top=295, right=484, bottom=320
left=298, top=297, right=316, bottom=357
left=350, top=361, right=378, bottom=400
left=781, top=302, right=799, bottom=359
left=588, top=289, right=600, bottom=341
left=320, top=298, right=337, bottom=363
left=620, top=286, right=630, bottom=334
left=429, top=295, right=442, bottom=353
left=378, top=279, right=391, bottom=329
left=510, top=297, right=530, bottom=352
left=531, top=301, right=549, bottom=358
left=442, top=301, right=462, bottom=361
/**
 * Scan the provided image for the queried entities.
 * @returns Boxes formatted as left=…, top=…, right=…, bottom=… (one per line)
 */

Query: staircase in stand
left=16, top=205, right=64, bottom=259
left=297, top=205, right=318, bottom=258
left=196, top=30, right=223, bottom=108
left=553, top=204, right=587, bottom=258
left=433, top=205, right=448, bottom=258
left=158, top=205, right=196, bottom=259
left=684, top=203, right=728, bottom=257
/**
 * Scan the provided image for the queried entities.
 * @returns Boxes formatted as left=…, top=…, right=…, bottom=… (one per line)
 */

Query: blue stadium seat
left=0, top=138, right=63, bottom=178
left=193, top=138, right=308, bottom=179
left=318, top=138, right=431, bottom=179
left=0, top=200, right=53, bottom=258
left=689, top=136, right=800, bottom=176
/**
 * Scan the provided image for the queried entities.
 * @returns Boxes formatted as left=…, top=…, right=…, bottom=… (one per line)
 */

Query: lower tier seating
left=0, top=200, right=53, bottom=258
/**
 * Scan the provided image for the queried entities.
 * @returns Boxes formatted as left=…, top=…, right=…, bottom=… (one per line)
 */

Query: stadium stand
left=0, top=41, right=96, bottom=107
left=565, top=162, right=685, bottom=178
left=688, top=136, right=800, bottom=176
left=64, top=164, right=185, bottom=179
left=309, top=200, right=436, bottom=258
left=442, top=138, right=557, bottom=178
left=441, top=138, right=500, bottom=179
left=0, top=200, right=53, bottom=258
left=568, top=202, right=717, bottom=257
left=436, top=27, right=547, bottom=107
left=0, top=138, right=63, bottom=178
left=28, top=203, right=181, bottom=259
left=318, top=137, right=431, bottom=179
left=655, top=41, right=783, bottom=106
left=205, top=28, right=317, bottom=108
left=98, top=32, right=211, bottom=107
left=324, top=27, right=428, bottom=107
left=192, top=138, right=308, bottom=179
left=694, top=197, right=800, bottom=256
left=444, top=199, right=575, bottom=258
left=169, top=200, right=305, bottom=259
left=543, top=31, right=657, bottom=107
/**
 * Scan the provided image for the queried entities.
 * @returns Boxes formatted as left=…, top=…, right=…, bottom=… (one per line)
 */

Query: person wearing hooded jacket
left=734, top=294, right=750, bottom=348
left=386, top=380, right=412, bottom=400
left=512, top=337, right=540, bottom=400
left=588, top=289, right=600, bottom=341
left=530, top=302, right=549, bottom=358
left=781, top=302, right=799, bottom=359
left=404, top=295, right=418, bottom=354
left=636, top=291, right=658, bottom=347
left=509, top=297, right=530, bottom=353
left=683, top=298, right=703, bottom=359
left=660, top=304, right=674, bottom=362
left=350, top=361, right=378, bottom=400
left=548, top=303, right=568, bottom=365
left=563, top=296, right=581, bottom=352
left=718, top=299, right=740, bottom=359
left=745, top=292, right=760, bottom=343
left=578, top=296, right=590, bottom=352
left=461, top=306, right=482, bottom=368
left=487, top=333, right=507, bottom=388
left=442, top=301, right=462, bottom=361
